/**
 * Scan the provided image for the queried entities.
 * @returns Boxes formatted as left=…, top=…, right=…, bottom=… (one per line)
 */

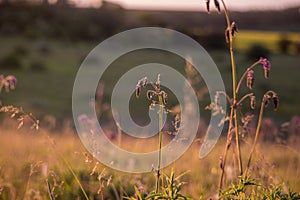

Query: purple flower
left=96, top=83, right=104, bottom=99
left=6, top=75, right=17, bottom=87
left=259, top=57, right=271, bottom=79
left=1, top=75, right=17, bottom=92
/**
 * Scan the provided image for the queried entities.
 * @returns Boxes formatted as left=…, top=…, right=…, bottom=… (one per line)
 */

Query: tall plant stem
left=244, top=91, right=275, bottom=177
left=220, top=0, right=243, bottom=175
left=219, top=108, right=234, bottom=195
left=155, top=95, right=164, bottom=193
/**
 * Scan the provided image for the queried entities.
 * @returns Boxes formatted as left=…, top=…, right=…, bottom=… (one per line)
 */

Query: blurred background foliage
left=0, top=0, right=299, bottom=127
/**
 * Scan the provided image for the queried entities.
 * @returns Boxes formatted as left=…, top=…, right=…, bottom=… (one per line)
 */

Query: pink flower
left=259, top=57, right=271, bottom=78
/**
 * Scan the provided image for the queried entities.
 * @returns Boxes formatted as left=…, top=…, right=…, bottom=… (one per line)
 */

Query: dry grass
left=0, top=125, right=299, bottom=199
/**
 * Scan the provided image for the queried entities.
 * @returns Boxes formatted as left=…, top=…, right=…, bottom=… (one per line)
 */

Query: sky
left=70, top=0, right=300, bottom=11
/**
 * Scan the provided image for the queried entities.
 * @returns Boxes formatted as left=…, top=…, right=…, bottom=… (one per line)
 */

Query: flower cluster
left=136, top=74, right=168, bottom=107
left=245, top=57, right=271, bottom=90
left=205, top=0, right=221, bottom=14
left=225, top=21, right=238, bottom=43
left=264, top=92, right=279, bottom=111
left=0, top=74, right=17, bottom=93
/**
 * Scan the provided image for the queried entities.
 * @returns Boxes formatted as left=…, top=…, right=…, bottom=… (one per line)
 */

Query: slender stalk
left=244, top=91, right=275, bottom=177
left=220, top=0, right=243, bottom=176
left=41, top=130, right=90, bottom=200
left=236, top=60, right=261, bottom=94
left=218, top=108, right=234, bottom=195
left=237, top=93, right=254, bottom=106
left=46, top=179, right=56, bottom=200
left=155, top=95, right=164, bottom=193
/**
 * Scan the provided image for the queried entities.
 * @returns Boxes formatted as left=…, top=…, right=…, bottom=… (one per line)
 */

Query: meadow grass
left=0, top=128, right=299, bottom=199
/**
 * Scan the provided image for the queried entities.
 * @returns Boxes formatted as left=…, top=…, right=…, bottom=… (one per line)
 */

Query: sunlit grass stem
left=244, top=90, right=276, bottom=178
left=155, top=95, right=164, bottom=193
left=220, top=0, right=243, bottom=176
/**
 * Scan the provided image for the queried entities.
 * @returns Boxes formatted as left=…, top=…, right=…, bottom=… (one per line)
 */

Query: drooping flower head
left=246, top=70, right=254, bottom=89
left=260, top=57, right=271, bottom=79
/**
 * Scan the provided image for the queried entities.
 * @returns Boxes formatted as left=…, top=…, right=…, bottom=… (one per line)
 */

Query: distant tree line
left=0, top=1, right=299, bottom=50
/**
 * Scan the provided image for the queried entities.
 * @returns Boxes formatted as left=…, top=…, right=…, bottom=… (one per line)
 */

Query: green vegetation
left=235, top=30, right=300, bottom=54
left=1, top=1, right=300, bottom=199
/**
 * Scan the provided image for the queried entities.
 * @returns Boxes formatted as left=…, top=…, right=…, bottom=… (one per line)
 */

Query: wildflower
left=161, top=91, right=168, bottom=105
left=259, top=57, right=271, bottom=79
left=250, top=95, right=256, bottom=109
left=135, top=80, right=142, bottom=97
left=246, top=70, right=254, bottom=89
left=264, top=94, right=271, bottom=107
left=214, top=0, right=221, bottom=13
left=230, top=21, right=238, bottom=37
left=205, top=0, right=210, bottom=13
left=2, top=75, right=17, bottom=92
left=6, top=75, right=17, bottom=87
left=219, top=156, right=223, bottom=170
left=147, top=90, right=155, bottom=100
left=205, top=0, right=221, bottom=14
left=272, top=93, right=279, bottom=111
left=96, top=83, right=104, bottom=99
left=155, top=74, right=161, bottom=90
left=142, top=77, right=147, bottom=87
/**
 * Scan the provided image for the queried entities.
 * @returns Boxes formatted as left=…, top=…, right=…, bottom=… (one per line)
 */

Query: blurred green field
left=235, top=30, right=300, bottom=54
left=1, top=31, right=300, bottom=123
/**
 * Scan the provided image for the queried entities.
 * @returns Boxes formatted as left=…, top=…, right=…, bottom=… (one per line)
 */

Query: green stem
left=218, top=108, right=234, bottom=195
left=155, top=95, right=164, bottom=193
left=244, top=91, right=275, bottom=177
left=220, top=0, right=243, bottom=176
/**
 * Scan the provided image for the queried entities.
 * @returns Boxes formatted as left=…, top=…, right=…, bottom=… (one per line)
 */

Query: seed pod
left=135, top=80, right=142, bottom=97
left=247, top=70, right=254, bottom=89
left=272, top=94, right=279, bottom=111
left=135, top=86, right=140, bottom=98
left=162, top=91, right=168, bottom=105
left=142, top=77, right=147, bottom=87
left=264, top=95, right=271, bottom=107
left=147, top=90, right=155, bottom=100
left=219, top=156, right=223, bottom=170
left=231, top=21, right=238, bottom=37
left=156, top=74, right=161, bottom=90
left=205, top=0, right=210, bottom=13
left=250, top=95, right=256, bottom=109
left=214, top=0, right=221, bottom=13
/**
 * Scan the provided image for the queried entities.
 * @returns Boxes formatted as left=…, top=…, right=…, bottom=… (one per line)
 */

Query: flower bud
left=205, top=0, right=210, bottom=13
left=272, top=94, right=279, bottom=111
left=264, top=94, right=271, bottom=107
left=260, top=57, right=271, bottom=79
left=231, top=21, right=238, bottom=37
left=214, top=0, right=221, bottom=13
left=250, top=95, right=256, bottom=109
left=246, top=70, right=254, bottom=89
